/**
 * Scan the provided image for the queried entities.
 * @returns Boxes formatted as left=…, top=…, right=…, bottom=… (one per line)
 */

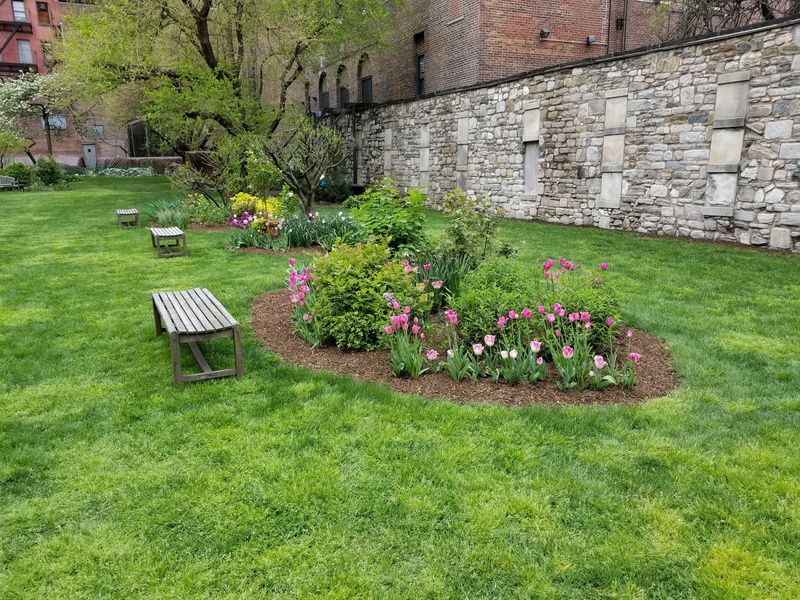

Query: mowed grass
left=1, top=177, right=800, bottom=599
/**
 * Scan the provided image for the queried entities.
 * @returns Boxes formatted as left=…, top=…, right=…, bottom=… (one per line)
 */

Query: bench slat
left=198, top=288, right=239, bottom=327
left=177, top=290, right=218, bottom=333
left=186, top=288, right=226, bottom=331
left=153, top=293, right=177, bottom=334
left=162, top=292, right=201, bottom=334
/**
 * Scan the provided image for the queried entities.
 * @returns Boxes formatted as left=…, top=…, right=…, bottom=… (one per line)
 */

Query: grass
left=1, top=177, right=800, bottom=598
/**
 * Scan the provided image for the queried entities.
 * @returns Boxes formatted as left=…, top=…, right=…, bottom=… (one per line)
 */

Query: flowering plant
left=385, top=311, right=429, bottom=379
left=286, top=258, right=323, bottom=347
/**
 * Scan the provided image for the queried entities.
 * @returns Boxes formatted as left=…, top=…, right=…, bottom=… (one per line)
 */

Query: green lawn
left=1, top=177, right=800, bottom=599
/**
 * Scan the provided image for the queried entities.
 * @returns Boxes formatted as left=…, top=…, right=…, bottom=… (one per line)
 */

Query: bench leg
left=181, top=234, right=188, bottom=257
left=233, top=325, right=244, bottom=378
left=170, top=334, right=183, bottom=388
left=153, top=299, right=164, bottom=335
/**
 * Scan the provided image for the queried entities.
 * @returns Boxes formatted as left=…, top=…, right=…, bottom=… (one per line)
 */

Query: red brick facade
left=312, top=0, right=666, bottom=109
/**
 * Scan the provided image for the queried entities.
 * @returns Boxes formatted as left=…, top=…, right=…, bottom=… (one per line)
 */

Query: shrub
left=245, top=149, right=284, bottom=195
left=441, top=189, right=504, bottom=259
left=32, top=156, right=66, bottom=186
left=145, top=198, right=187, bottom=228
left=313, top=243, right=430, bottom=350
left=449, top=258, right=541, bottom=344
left=318, top=169, right=353, bottom=204
left=185, top=193, right=229, bottom=225
left=2, top=163, right=32, bottom=187
left=346, top=178, right=426, bottom=251
left=91, top=167, right=156, bottom=177
left=228, top=227, right=272, bottom=249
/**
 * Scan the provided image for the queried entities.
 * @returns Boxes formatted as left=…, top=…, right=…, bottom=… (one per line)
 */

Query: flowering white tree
left=0, top=73, right=68, bottom=163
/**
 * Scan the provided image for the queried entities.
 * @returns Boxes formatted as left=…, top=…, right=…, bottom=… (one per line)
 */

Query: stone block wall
left=341, top=18, right=800, bottom=252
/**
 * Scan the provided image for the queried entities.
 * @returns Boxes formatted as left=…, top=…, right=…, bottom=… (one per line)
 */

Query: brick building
left=310, top=0, right=669, bottom=110
left=0, top=0, right=159, bottom=166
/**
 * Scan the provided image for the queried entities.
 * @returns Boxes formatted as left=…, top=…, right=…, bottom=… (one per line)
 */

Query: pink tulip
left=593, top=355, right=607, bottom=368
left=555, top=329, right=561, bottom=337
left=508, top=310, right=518, bottom=320
left=627, top=329, right=633, bottom=338
left=420, top=332, right=427, bottom=340
left=472, top=343, right=484, bottom=356
left=444, top=309, right=458, bottom=325
left=600, top=262, right=608, bottom=271
left=537, top=305, right=546, bottom=314
left=521, top=308, right=532, bottom=319
left=585, top=322, right=592, bottom=330
left=580, top=312, right=591, bottom=322
left=536, top=356, right=544, bottom=365
left=404, top=306, right=411, bottom=314
left=546, top=313, right=556, bottom=323
left=426, top=349, right=439, bottom=360
left=530, top=340, right=541, bottom=352
left=562, top=346, right=574, bottom=359
left=423, top=263, right=431, bottom=271
left=568, top=313, right=577, bottom=322
left=432, top=280, right=443, bottom=289
left=302, top=313, right=312, bottom=322
left=629, top=352, right=642, bottom=364
left=411, top=324, right=421, bottom=335
left=552, top=303, right=562, bottom=312
left=497, top=316, right=507, bottom=328
left=484, top=334, right=496, bottom=347
left=288, top=257, right=296, bottom=266
left=384, top=326, right=393, bottom=335
left=606, top=317, right=615, bottom=327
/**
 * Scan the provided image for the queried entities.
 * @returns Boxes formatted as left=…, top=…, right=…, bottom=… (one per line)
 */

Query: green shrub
left=346, top=179, right=426, bottom=251
left=450, top=258, right=541, bottom=344
left=441, top=189, right=504, bottom=259
left=145, top=198, right=187, bottom=228
left=314, top=243, right=430, bottom=350
left=246, top=149, right=284, bottom=195
left=318, top=169, right=353, bottom=204
left=553, top=274, right=621, bottom=353
left=2, top=163, right=32, bottom=187
left=184, top=193, right=229, bottom=225
left=32, top=156, right=66, bottom=186
left=228, top=227, right=272, bottom=249
left=409, top=249, right=478, bottom=312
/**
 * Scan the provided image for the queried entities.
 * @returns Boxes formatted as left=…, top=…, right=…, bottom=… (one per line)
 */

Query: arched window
left=319, top=72, right=330, bottom=111
left=357, top=54, right=373, bottom=104
left=336, top=64, right=350, bottom=107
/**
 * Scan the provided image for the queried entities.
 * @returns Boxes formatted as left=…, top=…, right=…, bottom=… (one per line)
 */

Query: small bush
left=145, top=199, right=187, bottom=228
left=32, top=156, right=66, bottom=186
left=314, top=243, right=430, bottom=350
left=246, top=149, right=284, bottom=195
left=2, top=163, right=32, bottom=187
left=185, top=193, right=229, bottom=225
left=346, top=179, right=426, bottom=252
left=228, top=227, right=272, bottom=249
left=318, top=170, right=353, bottom=204
left=441, top=189, right=504, bottom=259
left=90, top=167, right=156, bottom=177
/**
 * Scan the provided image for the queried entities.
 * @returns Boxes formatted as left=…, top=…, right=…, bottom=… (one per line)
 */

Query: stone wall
left=341, top=18, right=800, bottom=252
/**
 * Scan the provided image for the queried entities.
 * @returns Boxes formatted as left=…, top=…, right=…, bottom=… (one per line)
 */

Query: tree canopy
left=55, top=0, right=397, bottom=153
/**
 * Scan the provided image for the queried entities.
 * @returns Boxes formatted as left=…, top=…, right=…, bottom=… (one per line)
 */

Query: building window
left=336, top=64, right=349, bottom=108
left=44, top=114, right=67, bottom=130
left=319, top=73, right=330, bottom=112
left=36, top=2, right=50, bottom=25
left=12, top=1, right=26, bottom=22
left=17, top=40, right=33, bottom=64
left=360, top=77, right=372, bottom=104
left=524, top=142, right=539, bottom=194
left=357, top=53, right=373, bottom=104
left=416, top=54, right=425, bottom=97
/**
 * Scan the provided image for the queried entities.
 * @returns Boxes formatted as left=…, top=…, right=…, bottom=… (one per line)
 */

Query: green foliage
left=450, top=258, right=541, bottom=344
left=145, top=198, right=187, bottom=228
left=0, top=131, right=27, bottom=165
left=347, top=179, right=427, bottom=251
left=318, top=169, right=353, bottom=204
left=555, top=274, right=621, bottom=353
left=314, top=243, right=430, bottom=350
left=32, top=156, right=66, bottom=187
left=246, top=148, right=284, bottom=196
left=441, top=188, right=504, bottom=258
left=185, top=193, right=229, bottom=225
left=2, top=163, right=32, bottom=187
left=228, top=226, right=272, bottom=249
left=409, top=249, right=477, bottom=311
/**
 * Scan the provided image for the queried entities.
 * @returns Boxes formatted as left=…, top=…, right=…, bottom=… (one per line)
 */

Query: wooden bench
left=0, top=175, right=21, bottom=191
left=150, top=226, right=188, bottom=258
left=152, top=288, right=243, bottom=388
left=117, top=208, right=139, bottom=227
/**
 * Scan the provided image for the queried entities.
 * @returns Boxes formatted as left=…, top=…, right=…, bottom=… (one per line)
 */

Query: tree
left=655, top=0, right=797, bottom=40
left=0, top=73, right=69, bottom=164
left=0, top=131, right=27, bottom=167
left=263, top=116, right=346, bottom=216
left=54, top=0, right=397, bottom=155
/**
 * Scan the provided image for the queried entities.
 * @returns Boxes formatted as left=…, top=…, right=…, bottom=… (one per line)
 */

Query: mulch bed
left=237, top=246, right=326, bottom=256
left=251, top=290, right=679, bottom=406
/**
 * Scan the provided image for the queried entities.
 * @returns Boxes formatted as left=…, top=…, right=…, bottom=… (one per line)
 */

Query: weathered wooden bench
left=0, top=175, right=21, bottom=191
left=152, top=288, right=243, bottom=388
left=117, top=208, right=139, bottom=227
left=150, top=226, right=188, bottom=258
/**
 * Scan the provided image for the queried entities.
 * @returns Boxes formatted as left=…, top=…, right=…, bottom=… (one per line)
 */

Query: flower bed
left=250, top=288, right=677, bottom=405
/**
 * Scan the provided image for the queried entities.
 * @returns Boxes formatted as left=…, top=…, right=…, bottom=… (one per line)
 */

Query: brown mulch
left=251, top=289, right=679, bottom=407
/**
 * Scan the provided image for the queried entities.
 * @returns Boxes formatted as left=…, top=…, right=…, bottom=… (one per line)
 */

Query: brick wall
left=336, top=18, right=800, bottom=252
